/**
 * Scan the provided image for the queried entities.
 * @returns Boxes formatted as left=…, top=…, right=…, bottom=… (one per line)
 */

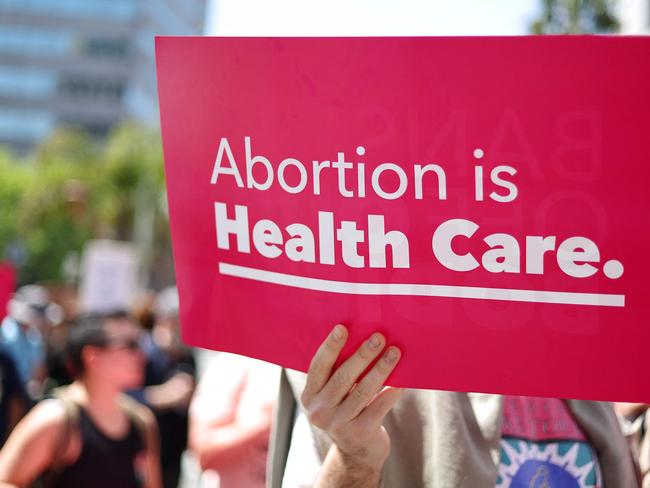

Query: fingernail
left=331, top=325, right=344, bottom=341
left=384, top=347, right=399, bottom=363
left=367, top=334, right=382, bottom=350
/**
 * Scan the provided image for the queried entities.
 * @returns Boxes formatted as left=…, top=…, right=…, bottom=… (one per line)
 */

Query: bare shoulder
left=0, top=399, right=71, bottom=482
left=14, top=399, right=68, bottom=439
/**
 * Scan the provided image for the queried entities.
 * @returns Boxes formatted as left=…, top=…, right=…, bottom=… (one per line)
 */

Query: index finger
left=302, top=324, right=348, bottom=400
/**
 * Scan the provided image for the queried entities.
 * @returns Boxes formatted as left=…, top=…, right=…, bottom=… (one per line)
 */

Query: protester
left=189, top=352, right=279, bottom=488
left=0, top=311, right=162, bottom=488
left=42, top=319, right=74, bottom=391
left=616, top=403, right=650, bottom=487
left=269, top=324, right=639, bottom=488
left=640, top=423, right=650, bottom=488
left=1, top=285, right=62, bottom=398
left=0, top=348, right=27, bottom=447
left=130, top=287, right=195, bottom=488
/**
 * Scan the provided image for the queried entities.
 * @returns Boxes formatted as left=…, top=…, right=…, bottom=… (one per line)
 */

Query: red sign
left=0, top=261, right=16, bottom=318
left=156, top=37, right=650, bottom=402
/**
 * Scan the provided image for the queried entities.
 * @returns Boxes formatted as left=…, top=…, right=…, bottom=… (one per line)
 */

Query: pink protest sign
left=0, top=261, right=16, bottom=317
left=156, top=37, right=650, bottom=402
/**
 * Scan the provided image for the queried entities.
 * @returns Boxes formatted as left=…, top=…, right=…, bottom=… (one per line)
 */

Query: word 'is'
left=211, top=137, right=517, bottom=202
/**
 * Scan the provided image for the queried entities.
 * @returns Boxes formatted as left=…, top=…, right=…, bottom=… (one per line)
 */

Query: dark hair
left=65, top=309, right=131, bottom=377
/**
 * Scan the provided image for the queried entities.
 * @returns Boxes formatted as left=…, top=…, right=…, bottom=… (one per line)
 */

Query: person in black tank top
left=47, top=405, right=144, bottom=488
left=0, top=311, right=162, bottom=488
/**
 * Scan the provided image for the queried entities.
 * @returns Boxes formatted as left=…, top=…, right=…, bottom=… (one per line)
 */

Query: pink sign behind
left=156, top=37, right=650, bottom=402
left=0, top=261, right=15, bottom=317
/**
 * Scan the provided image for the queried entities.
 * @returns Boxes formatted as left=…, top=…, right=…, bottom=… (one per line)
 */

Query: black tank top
left=48, top=406, right=144, bottom=488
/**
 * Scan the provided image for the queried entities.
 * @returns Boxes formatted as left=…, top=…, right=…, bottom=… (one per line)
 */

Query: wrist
left=336, top=442, right=389, bottom=470
left=316, top=444, right=385, bottom=488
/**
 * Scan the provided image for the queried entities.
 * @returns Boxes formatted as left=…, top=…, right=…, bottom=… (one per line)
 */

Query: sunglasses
left=101, top=338, right=141, bottom=351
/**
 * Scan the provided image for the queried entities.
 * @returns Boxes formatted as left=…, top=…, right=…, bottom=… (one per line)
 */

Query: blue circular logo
left=510, top=460, right=580, bottom=488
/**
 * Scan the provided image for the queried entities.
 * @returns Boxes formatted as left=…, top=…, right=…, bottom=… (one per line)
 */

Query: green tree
left=530, top=0, right=619, bottom=34
left=16, top=130, right=100, bottom=283
left=97, top=123, right=171, bottom=287
left=0, top=149, right=34, bottom=274
left=0, top=123, right=171, bottom=286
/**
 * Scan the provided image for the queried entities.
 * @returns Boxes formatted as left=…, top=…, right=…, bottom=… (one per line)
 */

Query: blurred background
left=0, top=1, right=647, bottom=487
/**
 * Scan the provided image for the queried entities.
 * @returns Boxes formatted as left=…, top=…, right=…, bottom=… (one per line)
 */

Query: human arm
left=143, top=372, right=194, bottom=411
left=0, top=400, right=68, bottom=487
left=189, top=359, right=273, bottom=471
left=190, top=401, right=272, bottom=471
left=142, top=409, right=163, bottom=488
left=128, top=401, right=163, bottom=488
left=299, top=325, right=403, bottom=488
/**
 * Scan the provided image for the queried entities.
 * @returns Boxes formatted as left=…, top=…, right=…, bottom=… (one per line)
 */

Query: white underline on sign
left=218, top=262, right=626, bottom=308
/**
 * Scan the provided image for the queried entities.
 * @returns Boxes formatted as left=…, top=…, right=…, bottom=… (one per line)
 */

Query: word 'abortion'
left=210, top=137, right=517, bottom=202
left=214, top=202, right=624, bottom=280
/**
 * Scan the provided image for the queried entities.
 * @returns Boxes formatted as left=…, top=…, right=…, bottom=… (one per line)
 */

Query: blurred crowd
left=0, top=284, right=278, bottom=488
left=0, top=284, right=648, bottom=487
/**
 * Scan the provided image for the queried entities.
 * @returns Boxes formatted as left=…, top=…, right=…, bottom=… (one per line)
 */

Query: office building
left=0, top=0, right=206, bottom=153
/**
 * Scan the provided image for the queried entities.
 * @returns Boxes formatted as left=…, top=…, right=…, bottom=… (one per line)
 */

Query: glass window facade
left=0, top=0, right=137, bottom=21
left=58, top=76, right=125, bottom=103
left=83, top=37, right=130, bottom=59
left=0, top=109, right=54, bottom=141
left=0, top=26, right=73, bottom=57
left=0, top=67, right=56, bottom=99
left=124, top=85, right=157, bottom=121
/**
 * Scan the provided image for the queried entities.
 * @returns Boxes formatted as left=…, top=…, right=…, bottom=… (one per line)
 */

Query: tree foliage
left=530, top=0, right=619, bottom=34
left=0, top=123, right=169, bottom=286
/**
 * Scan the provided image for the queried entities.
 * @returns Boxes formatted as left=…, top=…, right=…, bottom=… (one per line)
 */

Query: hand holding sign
left=300, top=325, right=403, bottom=486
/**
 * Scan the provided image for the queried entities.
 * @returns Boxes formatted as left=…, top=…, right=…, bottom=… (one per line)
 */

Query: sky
left=205, top=0, right=541, bottom=36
